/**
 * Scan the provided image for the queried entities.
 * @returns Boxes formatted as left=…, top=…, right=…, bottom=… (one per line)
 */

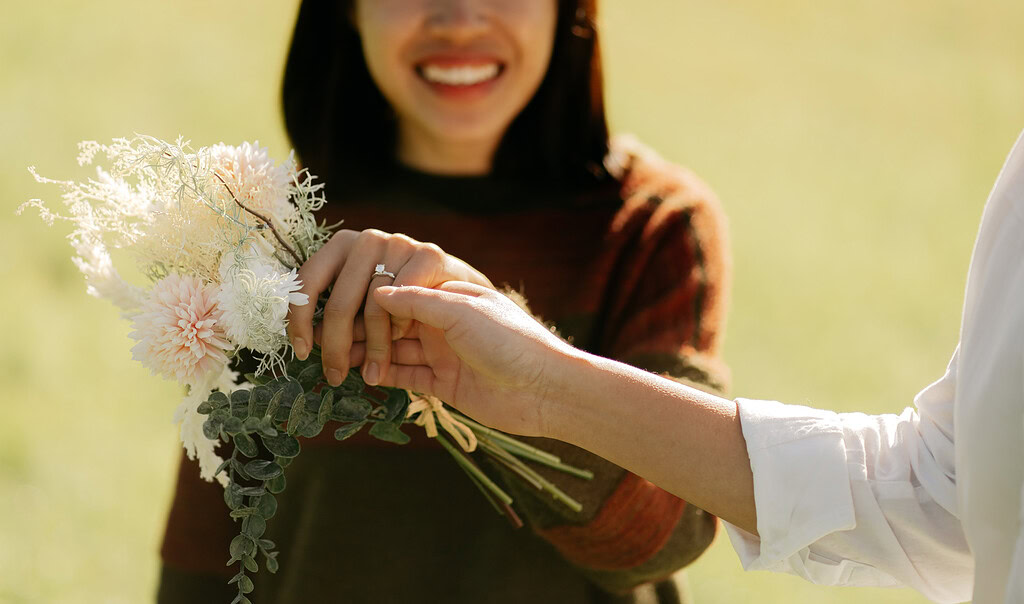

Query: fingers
left=287, top=231, right=356, bottom=360
left=436, top=281, right=495, bottom=297
left=348, top=339, right=428, bottom=367
left=320, top=231, right=388, bottom=385
left=387, top=243, right=448, bottom=339
left=313, top=315, right=367, bottom=348
left=373, top=284, right=485, bottom=331
left=377, top=363, right=439, bottom=395
left=360, top=238, right=415, bottom=386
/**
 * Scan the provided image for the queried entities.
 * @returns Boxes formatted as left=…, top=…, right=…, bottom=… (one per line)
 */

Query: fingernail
left=293, top=337, right=308, bottom=360
left=363, top=362, right=380, bottom=386
left=326, top=368, right=342, bottom=386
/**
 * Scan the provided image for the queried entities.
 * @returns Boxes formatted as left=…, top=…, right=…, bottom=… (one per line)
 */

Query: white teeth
left=421, top=63, right=500, bottom=86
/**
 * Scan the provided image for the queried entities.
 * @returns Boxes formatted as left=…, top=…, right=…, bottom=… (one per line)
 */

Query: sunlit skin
left=287, top=0, right=558, bottom=386
left=355, top=0, right=557, bottom=175
left=360, top=281, right=759, bottom=535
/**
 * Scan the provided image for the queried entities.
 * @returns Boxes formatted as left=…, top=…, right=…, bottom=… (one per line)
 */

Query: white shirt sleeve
left=723, top=350, right=974, bottom=603
left=1002, top=411, right=1024, bottom=603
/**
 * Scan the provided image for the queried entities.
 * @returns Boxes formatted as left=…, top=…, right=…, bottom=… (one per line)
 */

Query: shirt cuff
left=724, top=398, right=856, bottom=569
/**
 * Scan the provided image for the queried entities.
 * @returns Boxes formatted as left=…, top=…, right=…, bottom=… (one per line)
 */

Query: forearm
left=541, top=348, right=758, bottom=534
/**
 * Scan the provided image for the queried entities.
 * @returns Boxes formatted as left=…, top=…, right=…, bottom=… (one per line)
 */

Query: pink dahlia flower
left=130, top=274, right=232, bottom=385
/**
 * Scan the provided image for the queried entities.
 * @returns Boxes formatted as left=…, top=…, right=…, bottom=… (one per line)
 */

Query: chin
left=422, top=116, right=513, bottom=148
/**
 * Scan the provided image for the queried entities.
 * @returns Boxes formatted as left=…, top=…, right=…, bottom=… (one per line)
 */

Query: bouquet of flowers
left=21, top=136, right=591, bottom=603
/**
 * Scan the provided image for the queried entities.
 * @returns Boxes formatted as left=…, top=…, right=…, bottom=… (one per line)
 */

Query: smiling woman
left=356, top=0, right=557, bottom=175
left=156, top=1, right=730, bottom=603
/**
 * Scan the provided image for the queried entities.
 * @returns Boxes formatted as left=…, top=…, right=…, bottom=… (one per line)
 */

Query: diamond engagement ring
left=372, top=263, right=397, bottom=280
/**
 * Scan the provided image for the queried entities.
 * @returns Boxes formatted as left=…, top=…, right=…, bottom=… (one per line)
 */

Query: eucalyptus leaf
left=196, top=401, right=213, bottom=415
left=267, top=473, right=286, bottom=494
left=230, top=458, right=251, bottom=480
left=264, top=387, right=284, bottom=420
left=229, top=507, right=259, bottom=519
left=295, top=414, right=324, bottom=439
left=278, top=380, right=303, bottom=407
left=248, top=386, right=270, bottom=417
left=275, top=455, right=292, bottom=468
left=369, top=421, right=411, bottom=445
left=230, top=389, right=251, bottom=411
left=230, top=535, right=256, bottom=559
left=334, top=421, right=367, bottom=441
left=239, top=573, right=255, bottom=592
left=286, top=391, right=306, bottom=435
left=258, top=538, right=276, bottom=551
left=341, top=367, right=365, bottom=392
left=332, top=397, right=373, bottom=422
left=234, top=433, right=259, bottom=458
left=242, top=417, right=261, bottom=433
left=224, top=484, right=244, bottom=510
left=305, top=390, right=322, bottom=412
left=266, top=555, right=280, bottom=574
left=215, top=458, right=232, bottom=478
left=318, top=390, right=334, bottom=425
left=223, top=416, right=244, bottom=435
left=382, top=388, right=411, bottom=423
left=203, top=418, right=222, bottom=440
left=245, top=515, right=267, bottom=539
left=244, top=460, right=282, bottom=481
left=258, top=418, right=279, bottom=438
left=297, top=364, right=321, bottom=390
left=257, top=495, right=278, bottom=519
left=263, top=434, right=300, bottom=458
left=208, top=391, right=230, bottom=409
left=237, top=486, right=267, bottom=497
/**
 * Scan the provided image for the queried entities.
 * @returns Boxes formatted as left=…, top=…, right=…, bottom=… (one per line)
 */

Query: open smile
left=415, top=58, right=506, bottom=91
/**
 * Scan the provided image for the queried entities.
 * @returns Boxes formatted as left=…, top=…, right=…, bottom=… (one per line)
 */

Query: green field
left=2, top=0, right=1021, bottom=602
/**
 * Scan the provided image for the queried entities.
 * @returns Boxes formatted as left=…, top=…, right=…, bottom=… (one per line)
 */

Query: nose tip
left=426, top=0, right=489, bottom=39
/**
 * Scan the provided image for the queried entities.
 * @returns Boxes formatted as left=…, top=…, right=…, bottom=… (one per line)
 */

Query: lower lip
left=416, top=69, right=504, bottom=100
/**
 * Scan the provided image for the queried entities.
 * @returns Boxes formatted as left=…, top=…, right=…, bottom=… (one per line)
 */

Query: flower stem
left=435, top=434, right=513, bottom=507
left=455, top=412, right=594, bottom=480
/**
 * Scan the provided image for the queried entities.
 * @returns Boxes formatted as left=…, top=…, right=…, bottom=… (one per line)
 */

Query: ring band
left=373, top=263, right=397, bottom=280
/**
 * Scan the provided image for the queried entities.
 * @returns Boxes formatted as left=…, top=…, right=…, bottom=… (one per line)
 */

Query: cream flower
left=130, top=273, right=232, bottom=385
left=209, top=141, right=296, bottom=231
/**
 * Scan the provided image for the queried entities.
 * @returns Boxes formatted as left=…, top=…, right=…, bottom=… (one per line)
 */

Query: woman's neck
left=396, top=125, right=499, bottom=176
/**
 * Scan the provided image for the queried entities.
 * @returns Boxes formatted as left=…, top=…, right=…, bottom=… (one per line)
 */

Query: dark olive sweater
left=157, top=139, right=731, bottom=604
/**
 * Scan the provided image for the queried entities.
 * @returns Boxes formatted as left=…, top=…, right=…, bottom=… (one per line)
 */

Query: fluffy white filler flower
left=216, top=241, right=309, bottom=356
left=173, top=366, right=240, bottom=487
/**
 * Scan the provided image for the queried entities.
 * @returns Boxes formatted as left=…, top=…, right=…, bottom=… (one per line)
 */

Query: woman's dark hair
left=282, top=0, right=610, bottom=195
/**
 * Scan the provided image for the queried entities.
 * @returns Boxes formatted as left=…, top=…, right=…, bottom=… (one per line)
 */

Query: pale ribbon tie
left=407, top=394, right=477, bottom=452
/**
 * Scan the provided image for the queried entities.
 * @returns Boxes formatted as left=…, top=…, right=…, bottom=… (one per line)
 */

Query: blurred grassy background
left=2, top=0, right=1021, bottom=602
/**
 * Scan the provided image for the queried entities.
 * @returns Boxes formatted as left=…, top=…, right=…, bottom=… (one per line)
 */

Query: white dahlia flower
left=215, top=243, right=309, bottom=355
left=209, top=141, right=296, bottom=231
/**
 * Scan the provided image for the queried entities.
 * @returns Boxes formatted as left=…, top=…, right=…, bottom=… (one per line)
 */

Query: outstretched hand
left=286, top=229, right=492, bottom=388
left=365, top=281, right=576, bottom=437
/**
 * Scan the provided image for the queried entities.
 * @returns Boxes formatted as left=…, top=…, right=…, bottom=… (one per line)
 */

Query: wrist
left=534, top=342, right=608, bottom=443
